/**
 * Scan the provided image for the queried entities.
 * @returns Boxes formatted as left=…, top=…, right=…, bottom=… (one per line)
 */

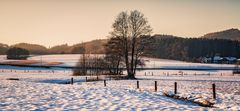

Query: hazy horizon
left=1, top=0, right=240, bottom=47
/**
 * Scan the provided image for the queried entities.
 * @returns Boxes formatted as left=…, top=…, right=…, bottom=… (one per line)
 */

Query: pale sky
left=0, top=0, right=240, bottom=47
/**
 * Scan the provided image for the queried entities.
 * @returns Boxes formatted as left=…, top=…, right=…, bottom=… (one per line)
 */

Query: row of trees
left=73, top=42, right=125, bottom=76
left=73, top=43, right=108, bottom=76
left=146, top=37, right=240, bottom=62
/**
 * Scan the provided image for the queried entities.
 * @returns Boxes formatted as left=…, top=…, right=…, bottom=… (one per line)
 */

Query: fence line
left=67, top=77, right=220, bottom=100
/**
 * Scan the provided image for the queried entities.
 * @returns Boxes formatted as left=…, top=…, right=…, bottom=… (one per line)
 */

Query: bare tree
left=105, top=37, right=124, bottom=75
left=110, top=10, right=152, bottom=79
left=74, top=44, right=107, bottom=76
left=73, top=43, right=87, bottom=76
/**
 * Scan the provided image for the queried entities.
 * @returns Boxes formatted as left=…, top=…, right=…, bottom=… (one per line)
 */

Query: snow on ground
left=0, top=55, right=239, bottom=110
left=0, top=80, right=201, bottom=111
left=0, top=70, right=240, bottom=110
left=28, top=55, right=236, bottom=70
left=0, top=54, right=237, bottom=70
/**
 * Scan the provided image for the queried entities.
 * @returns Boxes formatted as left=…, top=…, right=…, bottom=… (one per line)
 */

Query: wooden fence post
left=212, top=83, right=216, bottom=99
left=71, top=78, right=73, bottom=85
left=174, top=82, right=177, bottom=94
left=155, top=81, right=157, bottom=92
left=104, top=80, right=106, bottom=87
left=137, top=81, right=139, bottom=89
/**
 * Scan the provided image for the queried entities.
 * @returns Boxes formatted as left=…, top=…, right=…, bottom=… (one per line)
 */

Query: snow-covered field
left=0, top=54, right=237, bottom=70
left=0, top=54, right=240, bottom=110
left=0, top=70, right=240, bottom=110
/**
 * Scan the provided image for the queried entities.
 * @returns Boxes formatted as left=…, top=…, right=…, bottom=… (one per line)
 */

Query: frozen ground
left=0, top=70, right=240, bottom=110
left=0, top=55, right=239, bottom=110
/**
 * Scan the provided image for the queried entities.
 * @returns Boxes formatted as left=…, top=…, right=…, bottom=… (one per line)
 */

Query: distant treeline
left=0, top=43, right=8, bottom=55
left=0, top=39, right=107, bottom=55
left=1, top=36, right=240, bottom=63
left=145, top=36, right=240, bottom=62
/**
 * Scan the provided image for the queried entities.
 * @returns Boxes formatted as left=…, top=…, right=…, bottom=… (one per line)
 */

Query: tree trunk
left=124, top=38, right=131, bottom=78
left=130, top=37, right=136, bottom=78
left=133, top=54, right=139, bottom=75
left=116, top=59, right=120, bottom=75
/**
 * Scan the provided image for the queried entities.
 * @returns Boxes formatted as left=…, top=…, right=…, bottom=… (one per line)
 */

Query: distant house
left=213, top=56, right=223, bottom=63
left=202, top=56, right=237, bottom=64
left=225, top=57, right=237, bottom=64
left=202, top=57, right=211, bottom=63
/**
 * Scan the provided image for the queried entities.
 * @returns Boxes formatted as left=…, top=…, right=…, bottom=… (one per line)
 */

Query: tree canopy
left=6, top=47, right=30, bottom=60
left=109, top=10, right=152, bottom=79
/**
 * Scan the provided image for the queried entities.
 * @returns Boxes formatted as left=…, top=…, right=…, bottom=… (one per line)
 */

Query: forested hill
left=0, top=39, right=107, bottom=55
left=47, top=39, right=107, bottom=54
left=146, top=36, right=240, bottom=62
left=145, top=29, right=240, bottom=62
left=0, top=28, right=240, bottom=62
left=71, top=39, right=107, bottom=54
left=13, top=43, right=48, bottom=54
left=202, top=28, right=240, bottom=41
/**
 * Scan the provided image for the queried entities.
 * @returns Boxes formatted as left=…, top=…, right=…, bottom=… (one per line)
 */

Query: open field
left=0, top=69, right=240, bottom=110
left=0, top=55, right=239, bottom=110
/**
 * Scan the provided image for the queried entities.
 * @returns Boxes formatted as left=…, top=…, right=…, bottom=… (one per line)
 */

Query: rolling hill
left=202, top=28, right=240, bottom=41
left=0, top=28, right=239, bottom=55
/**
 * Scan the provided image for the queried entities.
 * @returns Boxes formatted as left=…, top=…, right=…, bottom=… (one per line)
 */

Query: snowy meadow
left=0, top=55, right=240, bottom=110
